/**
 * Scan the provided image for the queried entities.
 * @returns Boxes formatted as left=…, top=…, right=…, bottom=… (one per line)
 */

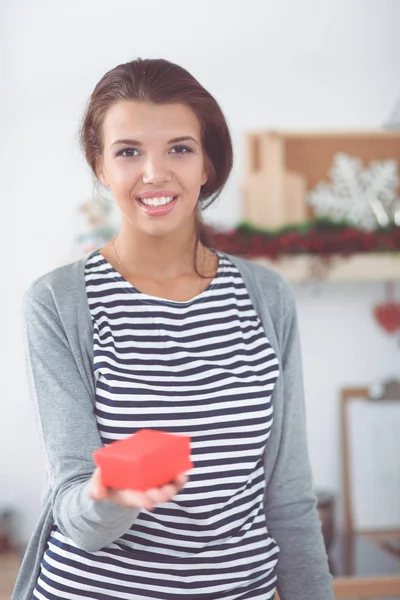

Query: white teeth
left=139, top=196, right=175, bottom=206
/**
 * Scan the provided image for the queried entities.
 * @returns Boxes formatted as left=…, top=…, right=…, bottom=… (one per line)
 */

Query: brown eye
left=117, top=148, right=140, bottom=158
left=170, top=145, right=192, bottom=154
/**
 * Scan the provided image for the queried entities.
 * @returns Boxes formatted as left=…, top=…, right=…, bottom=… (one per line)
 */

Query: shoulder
left=24, top=254, right=89, bottom=310
left=222, top=251, right=296, bottom=316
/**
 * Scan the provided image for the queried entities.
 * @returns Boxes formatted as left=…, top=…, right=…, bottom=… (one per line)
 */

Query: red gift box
left=93, top=429, right=193, bottom=491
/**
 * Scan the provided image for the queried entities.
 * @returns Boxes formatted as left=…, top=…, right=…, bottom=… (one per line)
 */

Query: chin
left=139, top=223, right=180, bottom=239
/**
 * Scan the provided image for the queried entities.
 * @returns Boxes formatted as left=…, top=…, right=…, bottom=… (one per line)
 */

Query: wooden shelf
left=243, top=129, right=400, bottom=231
left=252, top=253, right=400, bottom=282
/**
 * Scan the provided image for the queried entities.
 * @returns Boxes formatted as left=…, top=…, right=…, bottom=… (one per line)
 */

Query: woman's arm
left=264, top=288, right=334, bottom=600
left=22, top=289, right=141, bottom=552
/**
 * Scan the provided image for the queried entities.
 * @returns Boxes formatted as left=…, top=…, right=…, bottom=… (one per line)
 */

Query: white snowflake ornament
left=306, top=153, right=399, bottom=230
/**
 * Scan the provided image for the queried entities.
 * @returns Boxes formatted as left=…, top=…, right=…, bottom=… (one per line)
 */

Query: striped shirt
left=32, top=249, right=280, bottom=600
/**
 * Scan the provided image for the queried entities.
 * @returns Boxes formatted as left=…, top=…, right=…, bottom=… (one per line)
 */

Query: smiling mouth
left=136, top=195, right=178, bottom=207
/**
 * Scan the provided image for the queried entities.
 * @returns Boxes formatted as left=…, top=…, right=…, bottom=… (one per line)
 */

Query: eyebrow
left=110, top=136, right=199, bottom=148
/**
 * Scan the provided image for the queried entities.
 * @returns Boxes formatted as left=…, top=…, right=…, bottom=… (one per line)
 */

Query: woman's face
left=97, top=100, right=208, bottom=238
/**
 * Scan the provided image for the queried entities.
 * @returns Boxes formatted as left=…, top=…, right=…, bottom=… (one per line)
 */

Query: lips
left=136, top=195, right=178, bottom=216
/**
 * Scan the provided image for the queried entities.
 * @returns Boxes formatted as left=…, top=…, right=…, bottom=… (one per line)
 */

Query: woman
left=13, top=58, right=333, bottom=600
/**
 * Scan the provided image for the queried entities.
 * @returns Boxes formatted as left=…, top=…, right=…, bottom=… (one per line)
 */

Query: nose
left=142, top=155, right=172, bottom=185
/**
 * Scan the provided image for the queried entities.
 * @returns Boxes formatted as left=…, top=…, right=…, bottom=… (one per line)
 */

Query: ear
left=95, top=155, right=109, bottom=188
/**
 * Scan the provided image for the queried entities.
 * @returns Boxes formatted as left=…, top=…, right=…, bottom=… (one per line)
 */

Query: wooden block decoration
left=244, top=132, right=259, bottom=175
left=93, top=429, right=193, bottom=491
left=243, top=173, right=286, bottom=229
left=284, top=171, right=308, bottom=225
left=243, top=132, right=287, bottom=229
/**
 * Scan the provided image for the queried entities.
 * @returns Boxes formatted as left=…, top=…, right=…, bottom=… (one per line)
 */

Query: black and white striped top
left=33, top=249, right=281, bottom=600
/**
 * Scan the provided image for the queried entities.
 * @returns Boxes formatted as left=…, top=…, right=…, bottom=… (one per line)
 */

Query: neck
left=114, top=220, right=208, bottom=281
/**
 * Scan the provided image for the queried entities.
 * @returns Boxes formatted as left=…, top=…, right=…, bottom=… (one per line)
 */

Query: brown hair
left=80, top=58, right=233, bottom=276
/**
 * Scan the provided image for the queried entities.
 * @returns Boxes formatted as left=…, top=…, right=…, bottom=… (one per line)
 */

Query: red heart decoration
left=374, top=303, right=400, bottom=334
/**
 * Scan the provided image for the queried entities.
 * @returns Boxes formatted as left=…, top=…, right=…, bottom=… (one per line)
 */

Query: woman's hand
left=89, top=467, right=188, bottom=511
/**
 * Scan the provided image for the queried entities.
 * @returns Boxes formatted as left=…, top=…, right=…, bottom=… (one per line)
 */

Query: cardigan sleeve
left=22, top=289, right=140, bottom=552
left=264, top=284, right=334, bottom=600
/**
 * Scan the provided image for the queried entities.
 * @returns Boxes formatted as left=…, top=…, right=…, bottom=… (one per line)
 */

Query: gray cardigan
left=12, top=251, right=334, bottom=600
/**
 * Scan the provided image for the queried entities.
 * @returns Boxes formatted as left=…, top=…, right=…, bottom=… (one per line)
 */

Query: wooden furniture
left=275, top=532, right=400, bottom=598
left=242, top=131, right=400, bottom=282
left=253, top=253, right=400, bottom=282
left=341, top=386, right=369, bottom=535
left=331, top=531, right=400, bottom=598
left=333, top=386, right=400, bottom=597
left=243, top=129, right=400, bottom=230
left=340, top=387, right=400, bottom=535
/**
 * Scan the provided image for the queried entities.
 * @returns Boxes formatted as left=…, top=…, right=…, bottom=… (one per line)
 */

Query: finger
left=174, top=473, right=189, bottom=489
left=159, top=483, right=179, bottom=499
left=145, top=488, right=171, bottom=504
left=107, top=489, right=155, bottom=511
left=158, top=474, right=188, bottom=498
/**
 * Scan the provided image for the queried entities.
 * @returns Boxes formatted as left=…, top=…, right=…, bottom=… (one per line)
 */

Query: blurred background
left=1, top=0, right=400, bottom=598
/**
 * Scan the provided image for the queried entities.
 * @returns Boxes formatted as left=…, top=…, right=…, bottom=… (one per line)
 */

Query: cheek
left=176, top=159, right=206, bottom=189
left=110, top=162, right=140, bottom=190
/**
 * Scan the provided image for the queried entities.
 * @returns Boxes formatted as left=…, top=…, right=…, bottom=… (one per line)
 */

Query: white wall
left=1, top=0, right=400, bottom=544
